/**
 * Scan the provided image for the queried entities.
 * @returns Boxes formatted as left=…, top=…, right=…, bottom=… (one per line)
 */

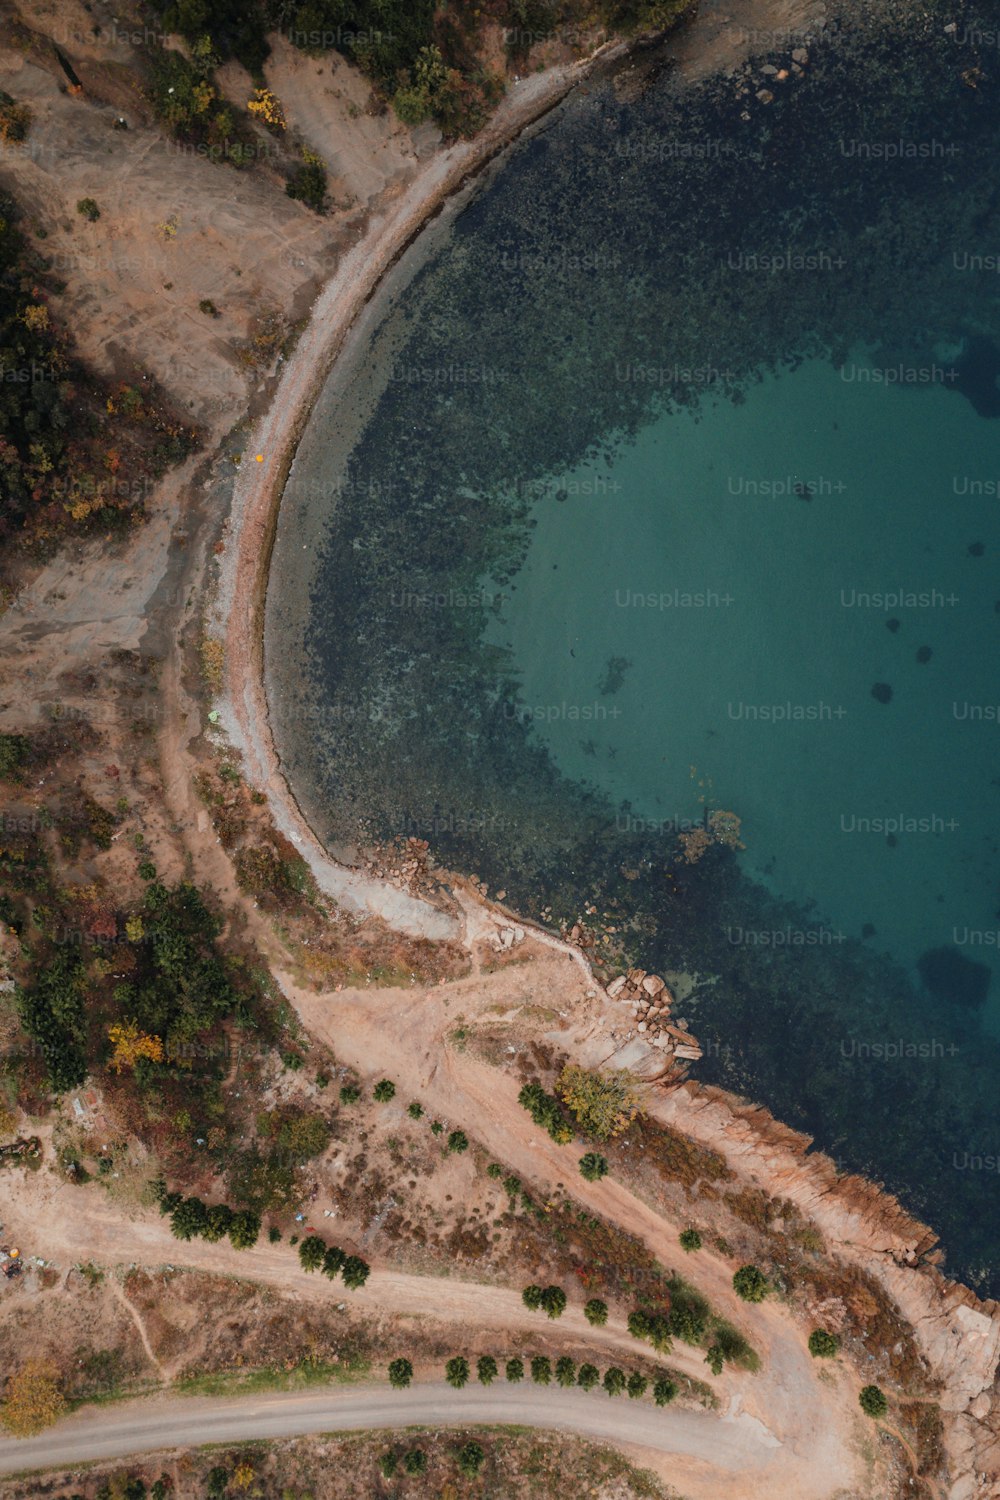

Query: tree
left=203, top=1203, right=234, bottom=1243
left=76, top=198, right=100, bottom=221
left=456, top=1440, right=485, bottom=1477
left=373, top=1079, right=396, bottom=1102
left=447, top=1129, right=469, bottom=1153
left=558, top=1065, right=642, bottom=1140
left=206, top=1467, right=230, bottom=1497
left=579, top=1152, right=608, bottom=1181
left=407, top=1102, right=423, bottom=1119
left=0, top=1359, right=65, bottom=1435
left=679, top=1228, right=702, bottom=1252
left=603, top=1366, right=626, bottom=1397
left=530, top=1355, right=551, bottom=1384
left=859, top=1384, right=888, bottom=1418
left=808, top=1329, right=839, bottom=1358
left=555, top=1356, right=575, bottom=1387
left=170, top=1196, right=208, bottom=1241
left=403, top=1449, right=427, bottom=1474
left=298, top=1234, right=326, bottom=1272
left=108, top=1019, right=163, bottom=1072
left=228, top=1209, right=260, bottom=1250
left=705, top=1344, right=725, bottom=1376
left=518, top=1081, right=573, bottom=1144
left=340, top=1084, right=361, bottom=1104
left=522, top=1284, right=544, bottom=1311
left=653, top=1376, right=677, bottom=1406
left=477, top=1354, right=498, bottom=1385
left=584, top=1298, right=608, bottom=1327
left=505, top=1356, right=524, bottom=1383
left=732, top=1265, right=768, bottom=1303
left=627, top=1371, right=648, bottom=1399
left=342, top=1254, right=370, bottom=1289
left=322, top=1245, right=346, bottom=1279
left=388, top=1358, right=413, bottom=1389
left=577, top=1363, right=600, bottom=1391
left=540, top=1285, right=567, bottom=1319
left=445, top=1356, right=469, bottom=1389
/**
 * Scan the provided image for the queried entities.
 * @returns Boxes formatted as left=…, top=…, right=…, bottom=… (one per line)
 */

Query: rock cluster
left=605, top=969, right=703, bottom=1061
left=489, top=922, right=526, bottom=953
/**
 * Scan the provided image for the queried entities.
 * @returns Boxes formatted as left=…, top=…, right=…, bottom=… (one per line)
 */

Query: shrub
left=859, top=1384, right=888, bottom=1418
left=579, top=1152, right=608, bottom=1181
left=139, top=860, right=157, bottom=881
left=559, top=1065, right=642, bottom=1140
left=505, top=1356, right=524, bottom=1383
left=584, top=1298, right=608, bottom=1327
left=408, top=1102, right=424, bottom=1119
left=653, top=1376, right=677, bottom=1406
left=445, top=1356, right=469, bottom=1389
left=0, top=93, right=31, bottom=144
left=808, top=1329, right=839, bottom=1358
left=76, top=198, right=100, bottom=221
left=603, top=1366, right=626, bottom=1397
left=379, top=1452, right=397, bottom=1478
left=403, top=1449, right=427, bottom=1474
left=0, top=1359, right=65, bottom=1435
left=456, top=1440, right=485, bottom=1477
left=447, top=1129, right=469, bottom=1153
left=705, top=1344, right=725, bottom=1375
left=339, top=1084, right=361, bottom=1104
left=732, top=1265, right=769, bottom=1303
left=430, top=1120, right=444, bottom=1135
left=679, top=1228, right=702, bottom=1252
left=530, top=1355, right=551, bottom=1385
left=577, top=1362, right=600, bottom=1391
left=477, top=1354, right=498, bottom=1385
left=298, top=1235, right=326, bottom=1272
left=199, top=299, right=220, bottom=317
left=388, top=1358, right=413, bottom=1389
left=268, top=1226, right=281, bottom=1243
left=555, top=1356, right=576, bottom=1387
left=286, top=147, right=328, bottom=213
left=627, top=1371, right=648, bottom=1399
left=373, top=1079, right=395, bottom=1103
left=518, top=1081, right=573, bottom=1144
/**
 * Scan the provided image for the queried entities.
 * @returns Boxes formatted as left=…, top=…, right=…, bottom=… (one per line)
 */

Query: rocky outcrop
left=603, top=969, right=704, bottom=1062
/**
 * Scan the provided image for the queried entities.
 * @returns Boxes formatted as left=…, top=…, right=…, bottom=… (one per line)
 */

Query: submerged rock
left=871, top=682, right=893, bottom=703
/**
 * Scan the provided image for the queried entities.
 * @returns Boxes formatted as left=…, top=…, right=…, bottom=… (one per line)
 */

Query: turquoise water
left=267, top=2, right=1000, bottom=1288
left=488, top=355, right=1000, bottom=1024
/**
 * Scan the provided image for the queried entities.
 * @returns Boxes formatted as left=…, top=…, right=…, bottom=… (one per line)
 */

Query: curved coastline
left=214, top=42, right=1000, bottom=1500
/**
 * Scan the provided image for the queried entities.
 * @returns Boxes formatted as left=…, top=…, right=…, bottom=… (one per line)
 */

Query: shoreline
left=212, top=37, right=1000, bottom=1500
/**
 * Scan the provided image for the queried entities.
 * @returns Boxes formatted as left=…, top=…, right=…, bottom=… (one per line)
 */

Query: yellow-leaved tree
left=558, top=1066, right=643, bottom=1141
left=0, top=1359, right=65, bottom=1436
left=108, top=1019, right=163, bottom=1072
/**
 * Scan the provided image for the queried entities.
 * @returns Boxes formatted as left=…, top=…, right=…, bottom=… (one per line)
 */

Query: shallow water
left=267, top=2, right=1000, bottom=1289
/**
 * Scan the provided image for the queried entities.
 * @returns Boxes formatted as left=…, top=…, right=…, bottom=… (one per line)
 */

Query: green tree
left=298, top=1234, right=326, bottom=1272
left=584, top=1298, right=608, bottom=1327
left=808, top=1329, right=839, bottom=1358
left=445, top=1356, right=469, bottom=1389
left=339, top=1083, right=360, bottom=1104
left=559, top=1065, right=642, bottom=1140
left=705, top=1344, right=725, bottom=1376
left=477, top=1354, right=498, bottom=1385
left=859, top=1384, right=888, bottom=1418
left=170, top=1196, right=208, bottom=1241
left=373, top=1079, right=396, bottom=1102
left=447, top=1129, right=469, bottom=1153
left=322, top=1245, right=346, bottom=1279
left=653, top=1376, right=677, bottom=1406
left=540, top=1285, right=567, bottom=1319
left=456, top=1439, right=485, bottom=1477
left=522, top=1284, right=543, bottom=1311
left=732, top=1265, right=768, bottom=1303
left=579, top=1152, right=608, bottom=1181
left=603, top=1366, right=626, bottom=1397
left=202, top=1203, right=233, bottom=1242
left=555, top=1356, right=576, bottom=1387
left=530, top=1355, right=551, bottom=1385
left=228, top=1209, right=260, bottom=1249
left=341, top=1254, right=370, bottom=1289
left=679, top=1228, right=702, bottom=1252
left=407, top=1102, right=423, bottom=1119
left=388, top=1357, right=413, bottom=1389
left=627, top=1370, right=648, bottom=1399
left=577, top=1362, right=600, bottom=1391
left=505, top=1356, right=524, bottom=1383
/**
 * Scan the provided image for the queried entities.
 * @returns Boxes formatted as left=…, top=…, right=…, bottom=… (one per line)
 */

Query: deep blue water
left=267, top=1, right=1000, bottom=1291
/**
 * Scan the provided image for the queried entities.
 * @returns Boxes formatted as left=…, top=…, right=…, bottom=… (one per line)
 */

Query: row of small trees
left=297, top=1234, right=370, bottom=1288
left=387, top=1354, right=677, bottom=1405
left=154, top=1183, right=260, bottom=1250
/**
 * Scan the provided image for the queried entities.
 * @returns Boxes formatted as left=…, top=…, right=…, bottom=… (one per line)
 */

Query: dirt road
left=0, top=1379, right=781, bottom=1479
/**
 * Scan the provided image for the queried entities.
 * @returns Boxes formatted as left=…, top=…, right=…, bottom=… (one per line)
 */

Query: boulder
left=642, top=974, right=665, bottom=996
left=607, top=976, right=627, bottom=998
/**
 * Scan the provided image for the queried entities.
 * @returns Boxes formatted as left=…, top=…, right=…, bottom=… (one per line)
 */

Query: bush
left=705, top=1344, right=725, bottom=1375
left=603, top=1366, right=626, bottom=1397
left=447, top=1129, right=469, bottom=1153
left=286, top=147, right=328, bottom=213
left=268, top=1225, right=281, bottom=1243
left=407, top=1102, right=424, bottom=1119
left=379, top=1452, right=397, bottom=1478
left=403, top=1449, right=427, bottom=1474
left=579, top=1152, right=608, bottom=1181
left=373, top=1079, right=395, bottom=1103
left=555, top=1356, right=575, bottom=1387
left=584, top=1298, right=608, bottom=1327
left=808, top=1329, right=839, bottom=1358
left=859, top=1384, right=888, bottom=1418
left=339, top=1083, right=361, bottom=1104
left=505, top=1356, right=524, bottom=1382
left=388, top=1357, right=413, bottom=1389
left=653, top=1376, right=677, bottom=1406
left=0, top=1359, right=65, bottom=1435
left=577, top=1362, right=600, bottom=1391
left=679, top=1228, right=702, bottom=1252
left=456, top=1440, right=485, bottom=1477
left=732, top=1265, right=769, bottom=1303
left=477, top=1354, right=498, bottom=1385
left=76, top=198, right=100, bottom=221
left=199, top=299, right=220, bottom=317
left=518, top=1081, right=573, bottom=1144
left=445, top=1356, right=469, bottom=1389
left=530, top=1355, right=551, bottom=1385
